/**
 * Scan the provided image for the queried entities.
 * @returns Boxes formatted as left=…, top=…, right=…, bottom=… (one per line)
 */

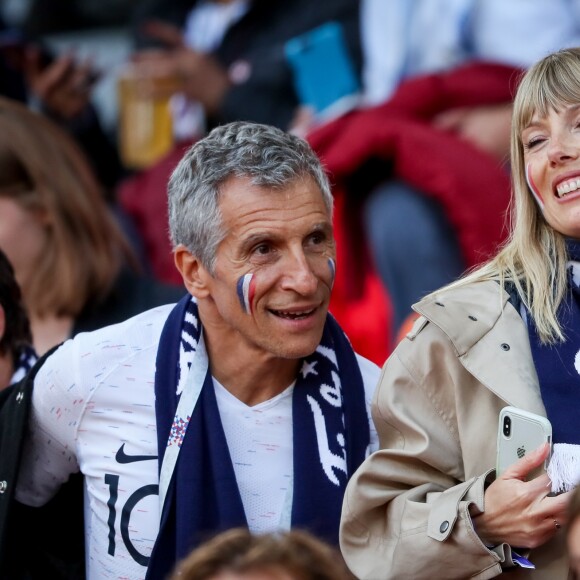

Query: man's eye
left=308, top=232, right=325, bottom=245
left=254, top=244, right=271, bottom=255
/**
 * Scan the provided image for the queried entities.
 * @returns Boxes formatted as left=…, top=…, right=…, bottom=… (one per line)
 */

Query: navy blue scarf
left=146, top=295, right=369, bottom=579
left=527, top=239, right=580, bottom=445
left=527, top=239, right=580, bottom=491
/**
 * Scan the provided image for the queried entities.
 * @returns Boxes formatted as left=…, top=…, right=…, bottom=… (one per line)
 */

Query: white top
left=183, top=0, right=249, bottom=53
left=361, top=0, right=580, bottom=105
left=171, top=0, right=250, bottom=141
left=16, top=304, right=379, bottom=580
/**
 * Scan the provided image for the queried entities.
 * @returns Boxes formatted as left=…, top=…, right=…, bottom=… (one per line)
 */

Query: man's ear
left=174, top=245, right=212, bottom=298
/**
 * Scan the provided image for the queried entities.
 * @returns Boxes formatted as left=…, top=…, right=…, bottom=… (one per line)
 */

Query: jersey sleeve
left=16, top=339, right=85, bottom=507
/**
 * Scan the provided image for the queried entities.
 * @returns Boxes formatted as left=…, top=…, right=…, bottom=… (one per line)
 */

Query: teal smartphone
left=284, top=21, right=360, bottom=119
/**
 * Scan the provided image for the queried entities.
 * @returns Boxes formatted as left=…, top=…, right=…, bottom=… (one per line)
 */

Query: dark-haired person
left=0, top=249, right=36, bottom=390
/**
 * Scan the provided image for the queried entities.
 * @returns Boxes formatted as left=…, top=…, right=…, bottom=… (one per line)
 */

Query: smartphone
left=284, top=21, right=360, bottom=121
left=496, top=406, right=552, bottom=479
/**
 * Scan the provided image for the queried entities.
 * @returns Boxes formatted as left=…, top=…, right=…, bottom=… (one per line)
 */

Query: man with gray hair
left=14, top=122, right=379, bottom=579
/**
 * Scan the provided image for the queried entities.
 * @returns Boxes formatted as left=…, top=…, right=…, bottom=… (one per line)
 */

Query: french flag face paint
left=236, top=273, right=255, bottom=314
left=327, top=258, right=336, bottom=289
left=526, top=163, right=545, bottom=211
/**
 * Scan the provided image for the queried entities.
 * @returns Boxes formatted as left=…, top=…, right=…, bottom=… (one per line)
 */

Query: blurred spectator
left=3, top=0, right=136, bottom=34
left=0, top=95, right=184, bottom=579
left=130, top=0, right=361, bottom=134
left=0, top=96, right=183, bottom=355
left=0, top=19, right=125, bottom=194
left=169, top=528, right=354, bottom=580
left=360, top=0, right=580, bottom=107
left=0, top=248, right=36, bottom=390
left=364, top=0, right=580, bottom=337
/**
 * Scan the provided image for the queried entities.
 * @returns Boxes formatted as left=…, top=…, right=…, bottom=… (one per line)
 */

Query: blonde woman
left=340, top=47, right=580, bottom=579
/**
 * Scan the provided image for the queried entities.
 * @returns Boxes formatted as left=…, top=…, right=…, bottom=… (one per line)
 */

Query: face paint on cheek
left=327, top=258, right=336, bottom=289
left=526, top=163, right=545, bottom=210
left=236, top=273, right=255, bottom=314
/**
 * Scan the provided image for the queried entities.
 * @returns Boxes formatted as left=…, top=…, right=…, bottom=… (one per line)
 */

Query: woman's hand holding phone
left=472, top=444, right=571, bottom=548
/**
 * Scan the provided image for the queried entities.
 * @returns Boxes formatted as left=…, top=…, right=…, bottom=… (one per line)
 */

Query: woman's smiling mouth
left=556, top=177, right=580, bottom=198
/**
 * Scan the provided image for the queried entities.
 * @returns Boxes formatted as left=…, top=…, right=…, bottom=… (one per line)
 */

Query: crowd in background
left=4, top=1, right=580, bottom=578
left=2, top=0, right=580, bottom=360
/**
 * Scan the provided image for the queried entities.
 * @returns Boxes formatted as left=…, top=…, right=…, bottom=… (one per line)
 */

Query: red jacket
left=308, top=62, right=520, bottom=364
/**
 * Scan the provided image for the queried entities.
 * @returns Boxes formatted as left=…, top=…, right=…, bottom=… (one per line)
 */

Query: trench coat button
left=439, top=520, right=449, bottom=533
left=500, top=343, right=510, bottom=351
left=0, top=481, right=7, bottom=493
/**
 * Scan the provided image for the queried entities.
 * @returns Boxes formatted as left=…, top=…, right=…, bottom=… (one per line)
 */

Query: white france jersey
left=16, top=304, right=379, bottom=580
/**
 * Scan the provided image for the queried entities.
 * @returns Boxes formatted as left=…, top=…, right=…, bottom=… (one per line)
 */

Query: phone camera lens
left=503, top=416, right=511, bottom=437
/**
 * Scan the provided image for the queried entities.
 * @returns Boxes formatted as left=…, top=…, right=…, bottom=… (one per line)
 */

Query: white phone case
left=496, top=406, right=552, bottom=478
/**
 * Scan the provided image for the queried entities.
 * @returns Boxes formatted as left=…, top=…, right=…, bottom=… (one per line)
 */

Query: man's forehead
left=218, top=174, right=328, bottom=211
left=236, top=220, right=333, bottom=240
left=217, top=177, right=333, bottom=244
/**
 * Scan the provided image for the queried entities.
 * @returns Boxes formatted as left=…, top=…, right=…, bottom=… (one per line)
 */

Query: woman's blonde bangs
left=514, top=48, right=580, bottom=139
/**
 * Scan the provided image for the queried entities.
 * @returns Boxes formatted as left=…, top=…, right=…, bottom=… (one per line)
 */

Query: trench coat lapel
left=415, top=280, right=546, bottom=417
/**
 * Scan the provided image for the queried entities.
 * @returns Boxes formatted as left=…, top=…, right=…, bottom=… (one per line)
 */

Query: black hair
left=0, top=249, right=32, bottom=362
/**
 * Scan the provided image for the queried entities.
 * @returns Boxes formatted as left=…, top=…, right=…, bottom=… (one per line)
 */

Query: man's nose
left=280, top=251, right=318, bottom=295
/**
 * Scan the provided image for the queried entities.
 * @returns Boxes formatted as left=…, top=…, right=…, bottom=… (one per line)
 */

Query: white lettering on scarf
left=320, top=371, right=342, bottom=408
left=306, top=365, right=347, bottom=486
left=176, top=332, right=197, bottom=396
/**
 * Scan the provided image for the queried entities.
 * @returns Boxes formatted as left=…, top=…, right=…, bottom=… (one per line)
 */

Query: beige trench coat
left=340, top=281, right=569, bottom=579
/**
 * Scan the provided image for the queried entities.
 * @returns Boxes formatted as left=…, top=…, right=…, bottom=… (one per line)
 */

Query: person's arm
left=16, top=339, right=83, bottom=507
left=341, top=345, right=500, bottom=579
left=130, top=20, right=231, bottom=118
left=340, top=319, right=567, bottom=579
left=432, top=103, right=512, bottom=163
